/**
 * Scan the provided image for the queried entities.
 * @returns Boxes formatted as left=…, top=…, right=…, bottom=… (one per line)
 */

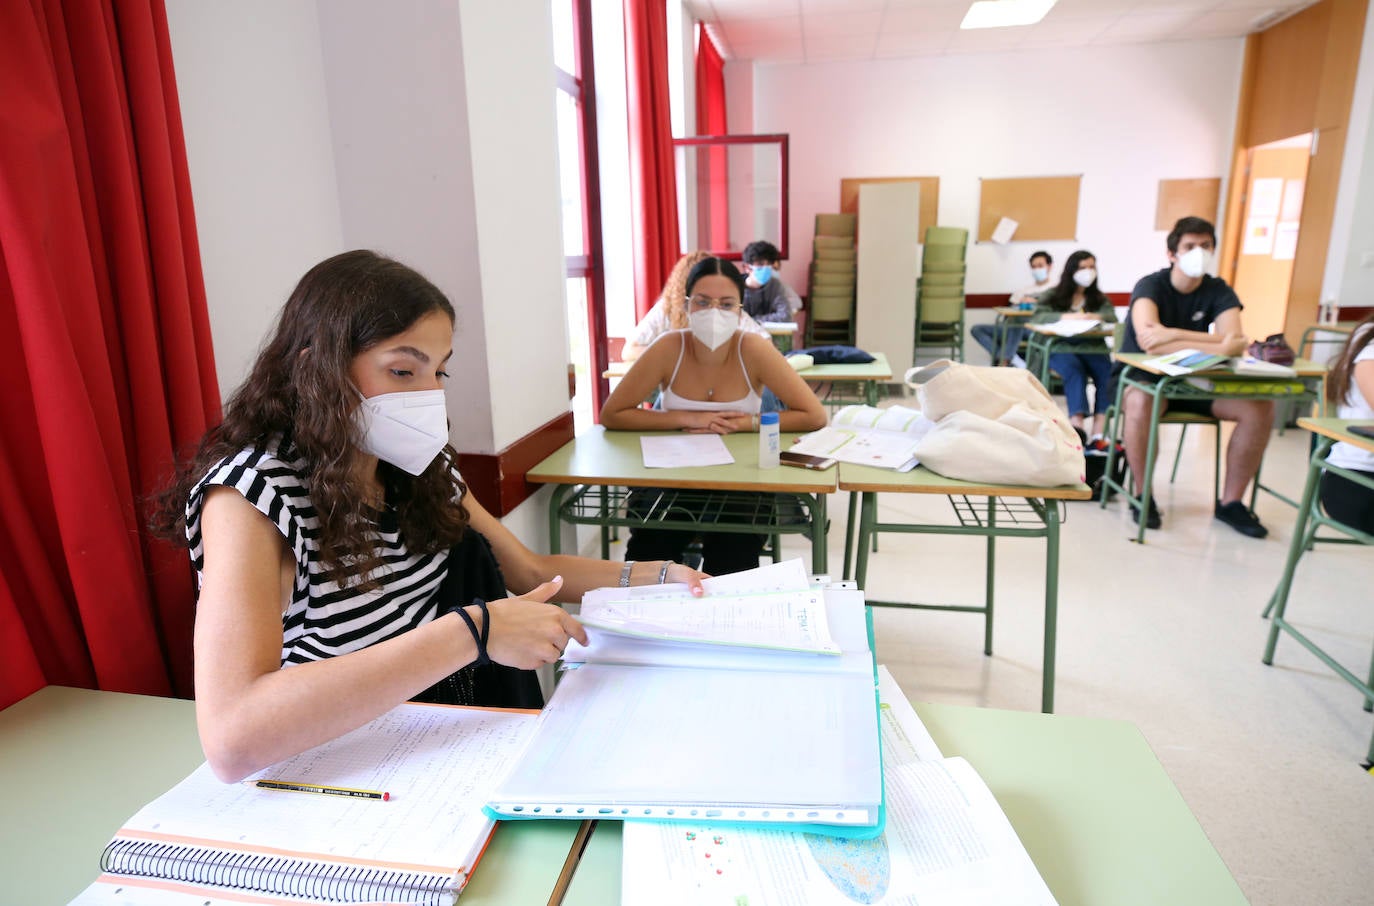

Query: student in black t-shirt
left=1117, top=217, right=1272, bottom=538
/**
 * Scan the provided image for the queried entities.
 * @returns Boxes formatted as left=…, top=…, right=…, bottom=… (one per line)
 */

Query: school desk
left=1261, top=418, right=1374, bottom=763
left=603, top=352, right=892, bottom=406
left=1103, top=353, right=1327, bottom=544
left=526, top=426, right=838, bottom=574
left=991, top=304, right=1035, bottom=362
left=837, top=463, right=1091, bottom=714
left=1023, top=322, right=1116, bottom=390
left=561, top=701, right=1249, bottom=906
left=0, top=686, right=584, bottom=906
left=762, top=319, right=796, bottom=353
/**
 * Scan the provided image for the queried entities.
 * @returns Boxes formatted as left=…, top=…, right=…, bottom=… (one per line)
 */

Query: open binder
left=485, top=575, right=885, bottom=837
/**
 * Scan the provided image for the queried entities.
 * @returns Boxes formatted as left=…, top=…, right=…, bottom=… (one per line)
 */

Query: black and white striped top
left=186, top=441, right=451, bottom=666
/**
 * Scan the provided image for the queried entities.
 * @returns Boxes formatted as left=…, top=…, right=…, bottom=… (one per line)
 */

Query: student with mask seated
left=601, top=257, right=827, bottom=574
left=740, top=240, right=802, bottom=323
left=971, top=250, right=1054, bottom=367
left=1031, top=249, right=1117, bottom=446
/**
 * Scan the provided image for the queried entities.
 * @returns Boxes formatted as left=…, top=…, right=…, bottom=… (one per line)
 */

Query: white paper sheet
left=640, top=434, right=735, bottom=468
left=990, top=217, right=1018, bottom=244
left=578, top=590, right=840, bottom=654
left=1035, top=318, right=1101, bottom=337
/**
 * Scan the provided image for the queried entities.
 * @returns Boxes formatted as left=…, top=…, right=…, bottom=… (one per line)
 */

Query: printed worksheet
left=640, top=434, right=735, bottom=468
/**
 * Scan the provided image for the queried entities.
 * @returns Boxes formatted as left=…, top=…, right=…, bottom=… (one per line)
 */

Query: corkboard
left=841, top=177, right=939, bottom=237
left=1155, top=178, right=1221, bottom=231
left=976, top=175, right=1080, bottom=242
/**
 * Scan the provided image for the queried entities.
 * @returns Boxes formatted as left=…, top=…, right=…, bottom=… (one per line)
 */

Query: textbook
left=1140, top=348, right=1230, bottom=376
left=787, top=404, right=935, bottom=471
left=620, top=667, right=1059, bottom=906
left=71, top=703, right=537, bottom=906
left=486, top=561, right=884, bottom=836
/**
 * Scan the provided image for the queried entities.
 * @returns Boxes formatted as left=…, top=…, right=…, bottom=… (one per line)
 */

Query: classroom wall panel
left=751, top=40, right=1245, bottom=301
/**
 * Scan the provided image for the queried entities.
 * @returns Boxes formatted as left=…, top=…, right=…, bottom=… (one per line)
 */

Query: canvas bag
left=907, top=360, right=1086, bottom=487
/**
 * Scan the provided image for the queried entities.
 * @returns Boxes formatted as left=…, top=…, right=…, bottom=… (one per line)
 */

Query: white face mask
left=1176, top=246, right=1211, bottom=278
left=688, top=307, right=739, bottom=351
left=1031, top=266, right=1049, bottom=283
left=1072, top=268, right=1096, bottom=288
left=354, top=389, right=449, bottom=476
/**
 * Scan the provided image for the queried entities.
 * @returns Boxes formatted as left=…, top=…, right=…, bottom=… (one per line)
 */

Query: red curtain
left=0, top=0, right=220, bottom=709
left=623, top=0, right=682, bottom=318
left=694, top=26, right=730, bottom=254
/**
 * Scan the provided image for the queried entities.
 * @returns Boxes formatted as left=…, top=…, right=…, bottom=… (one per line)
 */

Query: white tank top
left=658, top=331, right=763, bottom=413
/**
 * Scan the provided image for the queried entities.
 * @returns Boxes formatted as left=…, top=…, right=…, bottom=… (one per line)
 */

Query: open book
left=788, top=404, right=935, bottom=471
left=1140, top=348, right=1230, bottom=376
left=72, top=704, right=536, bottom=905
left=620, top=667, right=1059, bottom=905
left=485, top=561, right=884, bottom=835
left=1033, top=318, right=1102, bottom=337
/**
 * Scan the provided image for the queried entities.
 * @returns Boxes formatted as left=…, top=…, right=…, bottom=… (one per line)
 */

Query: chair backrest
left=810, top=291, right=854, bottom=322
left=812, top=258, right=856, bottom=275
left=921, top=244, right=965, bottom=267
left=917, top=292, right=965, bottom=323
left=924, top=225, right=969, bottom=247
left=813, top=246, right=856, bottom=262
left=815, top=213, right=856, bottom=237
left=918, top=271, right=964, bottom=289
left=813, top=235, right=853, bottom=250
left=811, top=271, right=856, bottom=288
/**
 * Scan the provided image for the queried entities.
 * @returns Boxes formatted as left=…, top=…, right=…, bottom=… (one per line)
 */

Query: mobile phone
left=1348, top=424, right=1374, bottom=440
left=780, top=450, right=837, bottom=470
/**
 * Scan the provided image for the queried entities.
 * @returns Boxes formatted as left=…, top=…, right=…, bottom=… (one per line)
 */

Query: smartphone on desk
left=1348, top=424, right=1374, bottom=440
left=781, top=450, right=837, bottom=471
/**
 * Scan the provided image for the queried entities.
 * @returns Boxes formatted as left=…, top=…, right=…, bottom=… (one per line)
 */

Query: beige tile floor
left=600, top=419, right=1374, bottom=906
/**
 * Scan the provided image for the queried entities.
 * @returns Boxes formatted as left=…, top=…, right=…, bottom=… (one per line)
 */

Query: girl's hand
left=682, top=410, right=750, bottom=434
left=481, top=577, right=588, bottom=669
left=664, top=563, right=710, bottom=596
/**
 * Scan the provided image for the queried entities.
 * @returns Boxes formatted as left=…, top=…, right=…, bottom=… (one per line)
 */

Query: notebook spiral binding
left=100, top=837, right=456, bottom=904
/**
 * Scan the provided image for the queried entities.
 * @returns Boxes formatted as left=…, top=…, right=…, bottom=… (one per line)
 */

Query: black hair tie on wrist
left=455, top=599, right=492, bottom=667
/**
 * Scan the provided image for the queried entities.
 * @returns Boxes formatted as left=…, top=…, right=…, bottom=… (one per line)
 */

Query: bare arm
left=600, top=336, right=746, bottom=433
left=1131, top=299, right=1247, bottom=356
left=741, top=334, right=828, bottom=432
left=461, top=484, right=707, bottom=601
left=192, top=487, right=582, bottom=782
left=1353, top=359, right=1374, bottom=409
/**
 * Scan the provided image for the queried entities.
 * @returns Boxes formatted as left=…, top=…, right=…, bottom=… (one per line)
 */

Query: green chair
left=814, top=235, right=853, bottom=250
left=815, top=213, right=856, bottom=237
left=813, top=246, right=856, bottom=263
left=808, top=288, right=855, bottom=346
left=914, top=287, right=965, bottom=361
left=924, top=225, right=969, bottom=248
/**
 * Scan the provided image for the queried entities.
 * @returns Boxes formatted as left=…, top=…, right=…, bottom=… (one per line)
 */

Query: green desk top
left=0, top=686, right=580, bottom=906
left=527, top=425, right=839, bottom=493
left=563, top=702, right=1247, bottom=906
left=1298, top=416, right=1374, bottom=453
left=1113, top=351, right=1326, bottom=378
left=838, top=462, right=1091, bottom=500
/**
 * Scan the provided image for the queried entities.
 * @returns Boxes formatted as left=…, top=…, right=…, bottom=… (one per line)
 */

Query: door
left=1229, top=134, right=1312, bottom=339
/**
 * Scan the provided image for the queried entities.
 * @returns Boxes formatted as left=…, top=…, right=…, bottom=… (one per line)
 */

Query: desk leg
left=984, top=497, right=996, bottom=656
left=811, top=493, right=828, bottom=576
left=1262, top=441, right=1328, bottom=655
left=547, top=485, right=571, bottom=555
left=843, top=491, right=858, bottom=581
left=598, top=486, right=611, bottom=559
left=864, top=379, right=879, bottom=406
left=1042, top=499, right=1061, bottom=714
left=855, top=492, right=877, bottom=590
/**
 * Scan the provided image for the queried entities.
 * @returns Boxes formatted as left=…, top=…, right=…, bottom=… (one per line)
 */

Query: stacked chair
left=806, top=213, right=858, bottom=346
left=914, top=225, right=968, bottom=362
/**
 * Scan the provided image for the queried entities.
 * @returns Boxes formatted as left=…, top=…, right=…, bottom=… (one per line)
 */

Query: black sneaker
left=1131, top=498, right=1162, bottom=529
left=1215, top=501, right=1267, bottom=538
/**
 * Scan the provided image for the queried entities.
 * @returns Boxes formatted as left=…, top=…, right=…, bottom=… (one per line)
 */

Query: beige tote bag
left=907, top=361, right=1086, bottom=487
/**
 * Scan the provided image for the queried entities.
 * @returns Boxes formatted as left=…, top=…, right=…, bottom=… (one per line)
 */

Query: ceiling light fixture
left=960, top=0, right=1057, bottom=30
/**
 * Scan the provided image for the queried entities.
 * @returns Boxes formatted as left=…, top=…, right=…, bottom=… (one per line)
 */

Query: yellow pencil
left=252, top=779, right=390, bottom=801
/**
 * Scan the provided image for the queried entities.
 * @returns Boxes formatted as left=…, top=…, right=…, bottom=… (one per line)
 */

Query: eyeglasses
left=687, top=294, right=740, bottom=313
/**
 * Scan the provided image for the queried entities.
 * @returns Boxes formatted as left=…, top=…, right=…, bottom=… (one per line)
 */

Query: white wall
left=752, top=39, right=1246, bottom=298
left=164, top=0, right=344, bottom=397
left=1327, top=5, right=1374, bottom=310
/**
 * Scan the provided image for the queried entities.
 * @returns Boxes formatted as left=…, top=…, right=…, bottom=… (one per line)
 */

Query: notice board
left=976, top=175, right=1081, bottom=242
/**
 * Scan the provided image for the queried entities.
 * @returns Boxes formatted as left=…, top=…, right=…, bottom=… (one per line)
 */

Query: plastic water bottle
left=758, top=412, right=780, bottom=469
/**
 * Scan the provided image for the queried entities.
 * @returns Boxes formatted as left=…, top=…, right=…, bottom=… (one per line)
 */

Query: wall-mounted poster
left=1243, top=217, right=1277, bottom=256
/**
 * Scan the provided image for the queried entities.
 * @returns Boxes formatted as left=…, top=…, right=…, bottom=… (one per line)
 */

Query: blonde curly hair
left=661, top=250, right=713, bottom=328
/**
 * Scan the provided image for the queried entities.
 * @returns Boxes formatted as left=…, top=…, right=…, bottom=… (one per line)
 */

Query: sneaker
left=1086, top=437, right=1109, bottom=455
left=1215, top=501, right=1268, bottom=538
left=1131, top=498, right=1162, bottom=529
left=1010, top=354, right=1027, bottom=369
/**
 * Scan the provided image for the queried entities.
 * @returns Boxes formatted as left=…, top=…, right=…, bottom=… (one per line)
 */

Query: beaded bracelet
left=619, top=560, right=636, bottom=587
left=455, top=599, right=492, bottom=667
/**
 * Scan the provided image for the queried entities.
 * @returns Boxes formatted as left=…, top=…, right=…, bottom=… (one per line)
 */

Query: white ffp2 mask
left=1072, top=268, right=1097, bottom=288
left=354, top=389, right=449, bottom=475
left=1177, top=247, right=1211, bottom=278
left=688, top=308, right=739, bottom=351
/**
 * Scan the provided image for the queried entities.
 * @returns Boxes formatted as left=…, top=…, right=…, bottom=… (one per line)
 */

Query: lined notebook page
left=115, top=704, right=535, bottom=871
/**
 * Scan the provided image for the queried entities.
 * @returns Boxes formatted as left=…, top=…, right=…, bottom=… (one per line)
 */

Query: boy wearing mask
left=741, top=240, right=801, bottom=323
left=1116, top=216, right=1271, bottom=537
left=972, top=250, right=1054, bottom=366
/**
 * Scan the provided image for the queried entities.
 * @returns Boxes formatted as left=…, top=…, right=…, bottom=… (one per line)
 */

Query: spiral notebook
left=70, top=703, right=538, bottom=906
